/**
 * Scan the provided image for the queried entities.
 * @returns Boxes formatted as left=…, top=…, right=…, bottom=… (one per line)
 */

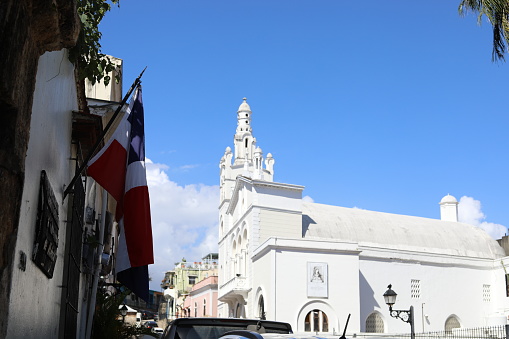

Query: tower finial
left=243, top=97, right=247, bottom=101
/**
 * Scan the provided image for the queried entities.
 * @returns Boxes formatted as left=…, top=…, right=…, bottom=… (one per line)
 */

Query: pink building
left=182, top=276, right=218, bottom=318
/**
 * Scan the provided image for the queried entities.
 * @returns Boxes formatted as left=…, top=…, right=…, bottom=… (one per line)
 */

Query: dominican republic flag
left=87, top=86, right=153, bottom=302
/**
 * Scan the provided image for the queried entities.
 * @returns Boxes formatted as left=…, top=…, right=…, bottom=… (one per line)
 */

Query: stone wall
left=0, top=1, right=79, bottom=337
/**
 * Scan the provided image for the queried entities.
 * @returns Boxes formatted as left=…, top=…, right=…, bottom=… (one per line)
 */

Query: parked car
left=161, top=318, right=293, bottom=339
left=218, top=313, right=351, bottom=339
left=136, top=312, right=142, bottom=328
left=143, top=321, right=158, bottom=330
left=152, top=326, right=164, bottom=337
left=219, top=332, right=339, bottom=339
left=142, top=311, right=156, bottom=320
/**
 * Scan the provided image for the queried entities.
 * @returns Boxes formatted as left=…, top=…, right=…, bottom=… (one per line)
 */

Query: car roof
left=220, top=332, right=338, bottom=339
left=170, top=318, right=291, bottom=331
left=170, top=318, right=291, bottom=327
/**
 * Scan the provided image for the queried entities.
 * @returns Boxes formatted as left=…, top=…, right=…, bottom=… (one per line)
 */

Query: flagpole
left=63, top=67, right=147, bottom=201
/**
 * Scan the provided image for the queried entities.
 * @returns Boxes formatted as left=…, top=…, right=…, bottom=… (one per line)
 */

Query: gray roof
left=302, top=202, right=505, bottom=259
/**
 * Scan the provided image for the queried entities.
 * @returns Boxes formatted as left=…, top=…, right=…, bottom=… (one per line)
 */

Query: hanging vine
left=69, top=0, right=120, bottom=86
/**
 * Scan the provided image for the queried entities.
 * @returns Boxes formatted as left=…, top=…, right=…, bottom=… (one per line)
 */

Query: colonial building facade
left=217, top=99, right=509, bottom=336
left=162, top=254, right=219, bottom=321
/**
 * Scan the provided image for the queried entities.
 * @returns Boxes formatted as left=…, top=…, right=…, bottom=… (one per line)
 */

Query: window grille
left=62, top=154, right=86, bottom=339
left=445, top=315, right=461, bottom=332
left=366, top=312, right=385, bottom=333
left=483, top=284, right=491, bottom=302
left=411, top=279, right=421, bottom=299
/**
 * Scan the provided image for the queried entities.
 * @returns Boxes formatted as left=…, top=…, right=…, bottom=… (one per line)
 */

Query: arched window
left=194, top=302, right=197, bottom=318
left=236, top=303, right=242, bottom=318
left=203, top=299, right=207, bottom=316
left=245, top=138, right=248, bottom=148
left=322, top=312, right=329, bottom=332
left=258, top=295, right=265, bottom=320
left=304, top=309, right=328, bottom=333
left=243, top=228, right=248, bottom=244
left=237, top=235, right=243, bottom=275
left=445, top=315, right=461, bottom=332
left=365, top=312, right=384, bottom=333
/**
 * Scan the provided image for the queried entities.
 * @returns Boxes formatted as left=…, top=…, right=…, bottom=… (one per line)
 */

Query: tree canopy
left=70, top=0, right=121, bottom=85
left=459, top=0, right=509, bottom=61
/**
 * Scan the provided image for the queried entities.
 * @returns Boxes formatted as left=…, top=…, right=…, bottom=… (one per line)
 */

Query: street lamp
left=120, top=304, right=128, bottom=323
left=383, top=284, right=415, bottom=339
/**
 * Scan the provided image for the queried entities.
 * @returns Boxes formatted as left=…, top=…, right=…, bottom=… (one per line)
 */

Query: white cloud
left=178, top=164, right=200, bottom=171
left=146, top=159, right=219, bottom=290
left=302, top=195, right=314, bottom=203
left=458, top=196, right=507, bottom=239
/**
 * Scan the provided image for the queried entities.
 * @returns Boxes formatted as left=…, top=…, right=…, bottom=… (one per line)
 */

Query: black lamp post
left=120, top=304, right=128, bottom=323
left=383, top=284, right=415, bottom=339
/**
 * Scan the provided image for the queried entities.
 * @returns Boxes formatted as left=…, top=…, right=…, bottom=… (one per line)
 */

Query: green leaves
left=69, top=0, right=121, bottom=86
left=459, top=0, right=509, bottom=61
left=92, top=288, right=156, bottom=339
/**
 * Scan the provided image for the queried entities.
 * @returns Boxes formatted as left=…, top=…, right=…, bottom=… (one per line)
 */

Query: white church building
left=217, top=98, right=509, bottom=336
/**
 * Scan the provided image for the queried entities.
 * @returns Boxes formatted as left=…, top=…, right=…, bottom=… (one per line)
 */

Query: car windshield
left=175, top=324, right=290, bottom=339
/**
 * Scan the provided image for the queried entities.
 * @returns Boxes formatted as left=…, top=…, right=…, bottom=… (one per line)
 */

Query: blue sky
left=99, top=1, right=508, bottom=290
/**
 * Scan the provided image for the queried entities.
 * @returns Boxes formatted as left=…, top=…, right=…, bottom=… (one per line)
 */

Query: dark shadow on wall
left=359, top=271, right=382, bottom=332
left=302, top=214, right=316, bottom=237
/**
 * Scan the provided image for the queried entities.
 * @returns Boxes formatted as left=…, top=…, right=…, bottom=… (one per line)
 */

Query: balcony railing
left=218, top=275, right=249, bottom=300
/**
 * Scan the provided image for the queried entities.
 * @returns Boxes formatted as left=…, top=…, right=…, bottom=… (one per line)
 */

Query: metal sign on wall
left=32, top=170, right=59, bottom=278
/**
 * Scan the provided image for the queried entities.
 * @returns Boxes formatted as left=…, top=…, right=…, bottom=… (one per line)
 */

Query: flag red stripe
left=87, top=140, right=127, bottom=202
left=123, top=186, right=154, bottom=267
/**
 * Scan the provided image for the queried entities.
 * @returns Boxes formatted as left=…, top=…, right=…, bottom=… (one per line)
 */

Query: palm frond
left=458, top=0, right=509, bottom=61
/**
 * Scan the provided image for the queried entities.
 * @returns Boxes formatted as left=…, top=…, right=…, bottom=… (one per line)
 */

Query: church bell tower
left=234, top=98, right=254, bottom=164
left=219, top=98, right=275, bottom=204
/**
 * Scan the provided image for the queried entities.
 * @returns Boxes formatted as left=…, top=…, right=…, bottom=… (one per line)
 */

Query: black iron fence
left=417, top=325, right=508, bottom=339
left=354, top=325, right=509, bottom=339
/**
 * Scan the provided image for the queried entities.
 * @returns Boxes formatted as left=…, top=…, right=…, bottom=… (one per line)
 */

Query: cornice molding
left=226, top=175, right=304, bottom=215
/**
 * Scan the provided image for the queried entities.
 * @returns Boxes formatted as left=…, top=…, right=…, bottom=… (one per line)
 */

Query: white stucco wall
left=257, top=209, right=301, bottom=243
left=489, top=262, right=509, bottom=322
left=254, top=184, right=303, bottom=212
left=252, top=239, right=361, bottom=334
left=7, top=50, right=78, bottom=339
left=358, top=249, right=503, bottom=334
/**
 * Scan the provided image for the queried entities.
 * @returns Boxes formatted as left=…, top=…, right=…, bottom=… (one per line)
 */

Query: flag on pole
left=87, top=86, right=153, bottom=301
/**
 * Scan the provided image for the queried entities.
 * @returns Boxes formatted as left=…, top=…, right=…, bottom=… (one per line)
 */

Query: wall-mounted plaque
left=307, top=262, right=328, bottom=298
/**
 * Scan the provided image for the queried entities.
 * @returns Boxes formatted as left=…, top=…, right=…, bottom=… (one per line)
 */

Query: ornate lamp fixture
left=383, top=284, right=415, bottom=339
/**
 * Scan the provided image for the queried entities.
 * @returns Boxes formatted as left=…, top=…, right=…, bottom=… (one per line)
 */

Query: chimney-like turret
left=440, top=194, right=458, bottom=222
